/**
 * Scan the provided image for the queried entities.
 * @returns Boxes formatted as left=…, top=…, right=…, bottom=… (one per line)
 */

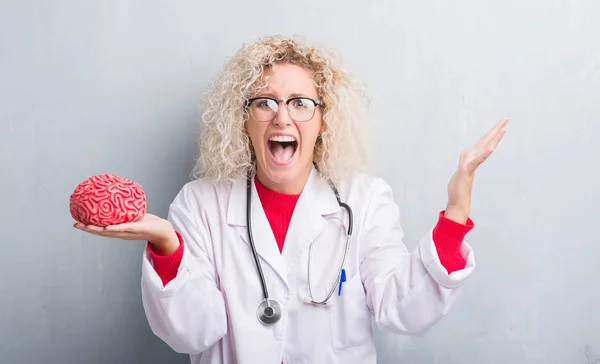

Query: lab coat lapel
left=282, top=166, right=340, bottom=272
left=227, top=176, right=289, bottom=288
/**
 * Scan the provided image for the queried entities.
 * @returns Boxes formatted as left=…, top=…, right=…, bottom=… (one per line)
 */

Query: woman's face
left=245, top=62, right=323, bottom=194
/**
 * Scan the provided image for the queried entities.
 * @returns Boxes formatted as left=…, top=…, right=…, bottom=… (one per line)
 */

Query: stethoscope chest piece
left=257, top=299, right=282, bottom=325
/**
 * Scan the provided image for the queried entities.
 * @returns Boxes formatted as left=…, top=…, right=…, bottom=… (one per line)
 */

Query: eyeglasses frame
left=245, top=96, right=323, bottom=122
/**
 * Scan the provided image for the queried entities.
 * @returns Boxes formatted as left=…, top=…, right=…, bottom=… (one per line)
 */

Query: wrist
left=455, top=167, right=475, bottom=180
left=150, top=230, right=180, bottom=256
left=444, top=205, right=470, bottom=224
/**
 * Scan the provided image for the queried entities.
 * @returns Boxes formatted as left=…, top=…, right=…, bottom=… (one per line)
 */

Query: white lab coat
left=140, top=166, right=475, bottom=364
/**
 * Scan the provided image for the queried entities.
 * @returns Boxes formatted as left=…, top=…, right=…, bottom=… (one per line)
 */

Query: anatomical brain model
left=70, top=173, right=146, bottom=227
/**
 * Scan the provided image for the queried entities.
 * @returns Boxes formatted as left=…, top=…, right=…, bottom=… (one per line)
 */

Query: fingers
left=481, top=119, right=508, bottom=156
left=474, top=117, right=509, bottom=157
left=73, top=222, right=141, bottom=240
left=459, top=117, right=509, bottom=174
left=477, top=117, right=509, bottom=148
left=74, top=219, right=145, bottom=234
left=487, top=125, right=507, bottom=151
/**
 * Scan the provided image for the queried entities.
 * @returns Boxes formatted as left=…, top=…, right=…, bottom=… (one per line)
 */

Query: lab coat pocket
left=326, top=274, right=373, bottom=352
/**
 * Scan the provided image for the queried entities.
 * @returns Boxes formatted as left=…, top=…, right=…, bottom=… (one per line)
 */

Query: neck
left=255, top=165, right=312, bottom=195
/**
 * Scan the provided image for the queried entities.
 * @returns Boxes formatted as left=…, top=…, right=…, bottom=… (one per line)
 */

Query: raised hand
left=444, top=117, right=509, bottom=223
left=73, top=213, right=180, bottom=255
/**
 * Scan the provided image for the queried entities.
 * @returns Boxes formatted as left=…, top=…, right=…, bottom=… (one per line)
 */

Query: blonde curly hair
left=191, top=34, right=373, bottom=184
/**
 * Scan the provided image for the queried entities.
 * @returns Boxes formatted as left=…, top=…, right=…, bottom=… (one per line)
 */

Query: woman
left=75, top=35, right=508, bottom=363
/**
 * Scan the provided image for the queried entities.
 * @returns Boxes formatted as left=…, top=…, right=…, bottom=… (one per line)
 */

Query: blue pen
left=338, top=269, right=347, bottom=296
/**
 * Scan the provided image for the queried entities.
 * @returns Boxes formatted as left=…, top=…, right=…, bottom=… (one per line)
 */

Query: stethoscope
left=246, top=169, right=353, bottom=325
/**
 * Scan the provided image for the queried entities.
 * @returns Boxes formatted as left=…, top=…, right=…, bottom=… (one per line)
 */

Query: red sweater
left=149, top=178, right=473, bottom=286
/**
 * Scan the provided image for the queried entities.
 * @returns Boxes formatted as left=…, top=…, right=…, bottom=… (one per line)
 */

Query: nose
left=272, top=101, right=293, bottom=127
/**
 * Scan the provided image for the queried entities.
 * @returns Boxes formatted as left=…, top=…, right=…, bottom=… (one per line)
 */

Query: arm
left=361, top=117, right=508, bottom=335
left=359, top=179, right=475, bottom=336
left=140, top=196, right=227, bottom=354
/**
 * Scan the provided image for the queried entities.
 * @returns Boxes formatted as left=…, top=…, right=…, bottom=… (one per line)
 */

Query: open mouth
left=268, top=135, right=298, bottom=165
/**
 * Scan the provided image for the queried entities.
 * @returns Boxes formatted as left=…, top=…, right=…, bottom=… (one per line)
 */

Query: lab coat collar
left=226, top=165, right=340, bottom=226
left=226, top=165, right=341, bottom=285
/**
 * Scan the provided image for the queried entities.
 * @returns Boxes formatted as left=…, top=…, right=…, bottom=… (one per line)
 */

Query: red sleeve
left=147, top=231, right=184, bottom=286
left=431, top=210, right=474, bottom=274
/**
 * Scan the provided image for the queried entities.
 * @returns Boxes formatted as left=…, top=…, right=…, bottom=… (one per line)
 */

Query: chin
left=264, top=167, right=301, bottom=185
left=257, top=155, right=313, bottom=193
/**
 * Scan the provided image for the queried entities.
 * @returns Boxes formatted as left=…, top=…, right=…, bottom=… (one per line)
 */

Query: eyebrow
left=254, top=92, right=317, bottom=99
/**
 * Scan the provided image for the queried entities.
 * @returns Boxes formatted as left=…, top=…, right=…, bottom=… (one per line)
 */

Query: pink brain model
left=70, top=173, right=146, bottom=227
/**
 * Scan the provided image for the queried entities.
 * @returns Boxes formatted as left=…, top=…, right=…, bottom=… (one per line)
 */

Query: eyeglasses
left=245, top=96, right=322, bottom=122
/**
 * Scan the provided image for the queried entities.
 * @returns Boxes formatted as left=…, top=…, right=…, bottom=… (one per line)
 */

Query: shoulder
left=339, top=172, right=395, bottom=200
left=334, top=172, right=401, bottom=217
left=170, top=176, right=237, bottom=212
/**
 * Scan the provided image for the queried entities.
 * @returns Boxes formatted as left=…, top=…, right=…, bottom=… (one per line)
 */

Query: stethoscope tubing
left=246, top=168, right=353, bottom=324
left=246, top=173, right=272, bottom=304
left=307, top=201, right=353, bottom=305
